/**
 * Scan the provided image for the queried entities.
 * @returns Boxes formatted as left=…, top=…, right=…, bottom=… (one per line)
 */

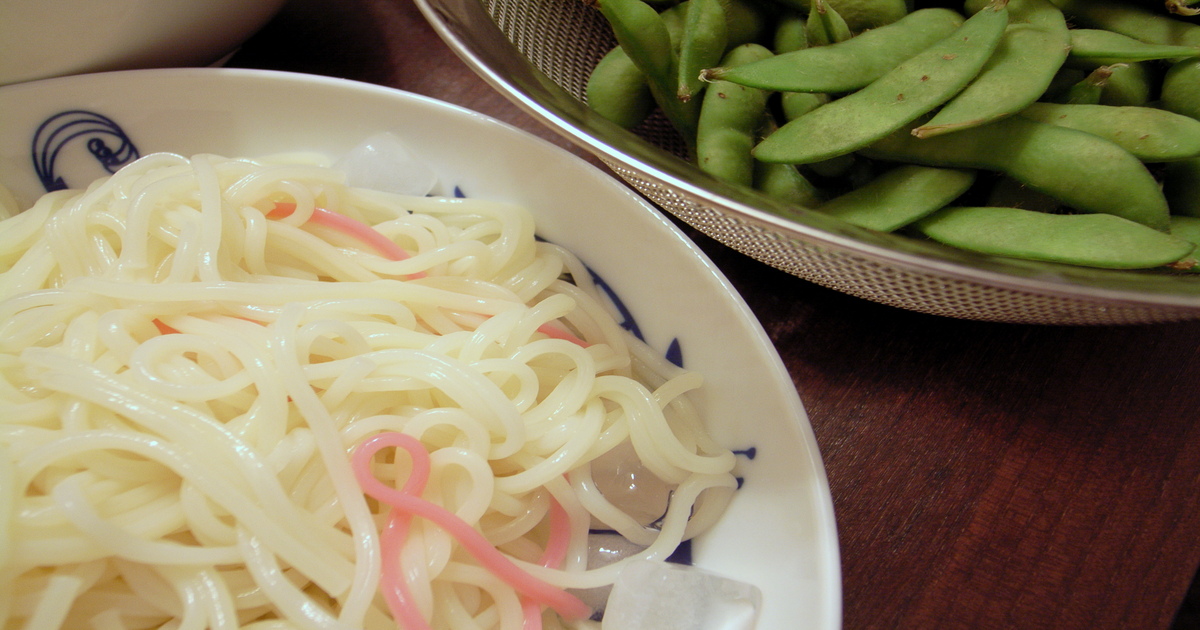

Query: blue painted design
left=734, top=446, right=757, bottom=459
left=32, top=110, right=139, bottom=192
left=454, top=186, right=656, bottom=351
left=665, top=338, right=683, bottom=368
left=586, top=266, right=645, bottom=342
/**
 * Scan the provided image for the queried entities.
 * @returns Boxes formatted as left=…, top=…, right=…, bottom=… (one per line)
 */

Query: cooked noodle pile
left=0, top=151, right=738, bottom=629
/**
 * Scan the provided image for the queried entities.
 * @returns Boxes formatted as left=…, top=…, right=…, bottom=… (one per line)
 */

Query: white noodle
left=0, top=152, right=738, bottom=629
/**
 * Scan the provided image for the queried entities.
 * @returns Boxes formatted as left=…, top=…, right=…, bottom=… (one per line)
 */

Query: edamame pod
left=764, top=0, right=908, bottom=31
left=724, top=0, right=771, bottom=47
left=1048, top=0, right=1200, bottom=47
left=913, top=0, right=1069, bottom=138
left=1066, top=28, right=1200, bottom=65
left=985, top=176, right=1063, bottom=213
left=754, top=2, right=1010, bottom=164
left=594, top=0, right=701, bottom=142
left=1055, top=64, right=1122, bottom=104
left=1170, top=216, right=1200, bottom=246
left=1162, top=57, right=1200, bottom=121
left=862, top=115, right=1172, bottom=231
left=699, top=8, right=964, bottom=93
left=781, top=92, right=830, bottom=120
left=773, top=11, right=808, bottom=54
left=595, top=0, right=675, bottom=88
left=913, top=206, right=1195, bottom=269
left=1169, top=217, right=1200, bottom=274
left=677, top=0, right=728, bottom=103
left=587, top=46, right=656, bottom=129
left=814, top=165, right=976, bottom=232
left=696, top=43, right=776, bottom=185
left=754, top=118, right=826, bottom=210
left=768, top=5, right=836, bottom=162
left=755, top=160, right=825, bottom=209
left=1097, top=61, right=1153, bottom=106
left=1018, top=102, right=1200, bottom=161
left=806, top=0, right=853, bottom=46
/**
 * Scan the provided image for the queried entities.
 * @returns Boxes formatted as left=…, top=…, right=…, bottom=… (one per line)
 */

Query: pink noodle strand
left=270, top=203, right=589, bottom=347
left=351, top=433, right=592, bottom=626
left=380, top=512, right=430, bottom=630
left=269, top=202, right=427, bottom=279
left=522, top=495, right=575, bottom=629
left=534, top=322, right=590, bottom=348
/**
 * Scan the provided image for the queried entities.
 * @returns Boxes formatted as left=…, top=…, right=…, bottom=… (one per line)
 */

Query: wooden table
left=228, top=1, right=1200, bottom=628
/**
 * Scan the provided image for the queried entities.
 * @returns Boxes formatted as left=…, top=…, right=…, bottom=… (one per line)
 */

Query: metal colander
left=416, top=0, right=1200, bottom=325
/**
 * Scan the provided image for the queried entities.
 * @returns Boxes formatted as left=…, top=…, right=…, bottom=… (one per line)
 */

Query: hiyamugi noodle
left=0, top=147, right=738, bottom=629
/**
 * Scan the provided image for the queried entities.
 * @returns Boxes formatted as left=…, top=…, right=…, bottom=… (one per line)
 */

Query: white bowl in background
left=0, top=68, right=841, bottom=630
left=0, top=0, right=287, bottom=86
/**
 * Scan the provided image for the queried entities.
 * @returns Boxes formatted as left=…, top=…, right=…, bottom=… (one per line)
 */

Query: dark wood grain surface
left=228, top=1, right=1200, bottom=628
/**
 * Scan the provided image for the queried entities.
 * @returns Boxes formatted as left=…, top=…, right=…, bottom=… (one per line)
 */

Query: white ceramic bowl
left=0, top=0, right=287, bottom=86
left=0, top=68, right=841, bottom=629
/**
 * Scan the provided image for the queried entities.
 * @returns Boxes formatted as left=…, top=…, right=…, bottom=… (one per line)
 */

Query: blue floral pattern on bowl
left=33, top=110, right=140, bottom=193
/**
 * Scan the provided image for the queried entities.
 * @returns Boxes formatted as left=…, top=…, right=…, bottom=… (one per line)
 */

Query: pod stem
left=1167, top=0, right=1200, bottom=16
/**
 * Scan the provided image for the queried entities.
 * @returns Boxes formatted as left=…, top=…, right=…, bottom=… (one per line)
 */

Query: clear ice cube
left=601, top=560, right=762, bottom=630
left=335, top=132, right=437, bottom=197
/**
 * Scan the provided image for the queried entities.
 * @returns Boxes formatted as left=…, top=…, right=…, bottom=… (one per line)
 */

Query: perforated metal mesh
left=452, top=0, right=1200, bottom=325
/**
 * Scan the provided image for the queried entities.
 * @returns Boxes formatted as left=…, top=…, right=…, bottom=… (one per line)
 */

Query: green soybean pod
left=862, top=115, right=1172, bottom=230
left=677, top=0, right=728, bottom=103
left=1164, top=158, right=1200, bottom=217
left=769, top=8, right=836, bottom=153
left=1048, top=0, right=1200, bottom=47
left=806, top=0, right=853, bottom=46
left=1097, top=61, right=1153, bottom=106
left=700, top=8, right=965, bottom=93
left=781, top=92, right=830, bottom=120
left=772, top=91, right=854, bottom=177
left=1171, top=215, right=1200, bottom=244
left=1066, top=28, right=1200, bottom=65
left=724, top=0, right=771, bottom=47
left=1018, top=102, right=1200, bottom=161
left=763, top=0, right=908, bottom=31
left=753, top=2, right=1010, bottom=165
left=586, top=46, right=656, bottom=129
left=1041, top=66, right=1086, bottom=101
left=1168, top=216, right=1200, bottom=272
left=755, top=160, right=825, bottom=208
left=696, top=43, right=776, bottom=185
left=754, top=121, right=826, bottom=209
left=1162, top=57, right=1200, bottom=121
left=985, top=176, right=1064, bottom=213
left=596, top=0, right=674, bottom=87
left=913, top=0, right=1069, bottom=138
left=661, top=0, right=690, bottom=44
left=813, top=165, right=976, bottom=232
left=913, top=206, right=1195, bottom=269
left=773, top=11, right=809, bottom=54
left=595, top=0, right=701, bottom=142
left=1053, top=64, right=1121, bottom=104
left=585, top=0, right=690, bottom=129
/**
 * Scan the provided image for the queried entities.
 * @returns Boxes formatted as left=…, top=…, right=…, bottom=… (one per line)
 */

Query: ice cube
left=335, top=132, right=438, bottom=197
left=601, top=560, right=762, bottom=630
